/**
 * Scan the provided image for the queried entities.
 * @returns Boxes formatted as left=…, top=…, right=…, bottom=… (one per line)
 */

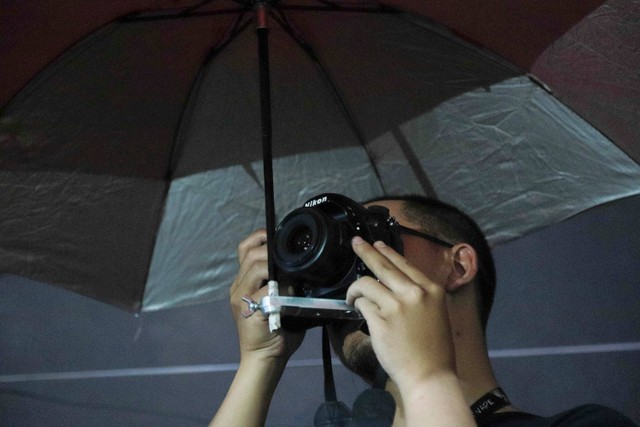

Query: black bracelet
left=470, top=387, right=511, bottom=421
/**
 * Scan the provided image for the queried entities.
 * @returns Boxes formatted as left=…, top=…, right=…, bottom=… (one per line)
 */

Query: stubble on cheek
left=340, top=331, right=379, bottom=384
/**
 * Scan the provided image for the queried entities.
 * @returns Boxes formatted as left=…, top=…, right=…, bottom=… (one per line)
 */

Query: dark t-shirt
left=481, top=404, right=637, bottom=427
left=316, top=397, right=637, bottom=426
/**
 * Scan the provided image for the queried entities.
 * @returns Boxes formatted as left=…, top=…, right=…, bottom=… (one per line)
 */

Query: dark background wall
left=1, top=195, right=639, bottom=426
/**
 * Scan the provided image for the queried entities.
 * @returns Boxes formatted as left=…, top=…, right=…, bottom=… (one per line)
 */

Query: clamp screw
left=241, top=295, right=260, bottom=318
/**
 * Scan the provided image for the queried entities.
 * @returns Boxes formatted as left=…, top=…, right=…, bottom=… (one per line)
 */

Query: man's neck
left=447, top=292, right=503, bottom=404
left=453, top=321, right=501, bottom=404
left=384, top=327, right=504, bottom=426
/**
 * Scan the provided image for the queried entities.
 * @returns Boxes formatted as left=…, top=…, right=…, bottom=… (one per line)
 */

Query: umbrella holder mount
left=242, top=295, right=362, bottom=322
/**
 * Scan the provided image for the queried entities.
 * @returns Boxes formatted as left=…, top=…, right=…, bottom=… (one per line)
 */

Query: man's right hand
left=210, top=230, right=305, bottom=427
left=229, top=229, right=305, bottom=364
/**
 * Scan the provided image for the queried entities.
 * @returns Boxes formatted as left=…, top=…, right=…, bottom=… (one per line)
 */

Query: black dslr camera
left=242, top=194, right=405, bottom=330
left=274, top=193, right=404, bottom=300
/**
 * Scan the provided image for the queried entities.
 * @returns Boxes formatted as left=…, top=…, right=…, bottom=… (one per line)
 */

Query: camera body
left=273, top=193, right=404, bottom=300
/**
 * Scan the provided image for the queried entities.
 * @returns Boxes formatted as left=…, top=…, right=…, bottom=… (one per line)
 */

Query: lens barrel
left=274, top=207, right=354, bottom=288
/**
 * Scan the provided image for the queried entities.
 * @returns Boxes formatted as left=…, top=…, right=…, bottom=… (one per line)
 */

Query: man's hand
left=346, top=236, right=475, bottom=426
left=229, top=229, right=305, bottom=363
left=346, top=236, right=455, bottom=389
left=211, top=230, right=305, bottom=427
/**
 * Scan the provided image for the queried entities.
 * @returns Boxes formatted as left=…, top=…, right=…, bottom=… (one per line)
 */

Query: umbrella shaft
left=256, top=4, right=277, bottom=282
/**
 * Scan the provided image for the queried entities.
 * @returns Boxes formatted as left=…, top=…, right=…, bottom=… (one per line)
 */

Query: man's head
left=328, top=195, right=496, bottom=383
left=367, top=195, right=496, bottom=331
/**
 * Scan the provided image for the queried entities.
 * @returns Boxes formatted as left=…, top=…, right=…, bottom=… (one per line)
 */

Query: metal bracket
left=241, top=295, right=363, bottom=321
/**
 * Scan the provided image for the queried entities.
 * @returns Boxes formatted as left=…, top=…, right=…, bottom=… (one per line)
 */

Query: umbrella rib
left=391, top=129, right=439, bottom=199
left=120, top=6, right=247, bottom=22
left=203, top=12, right=253, bottom=63
left=278, top=2, right=397, bottom=13
left=270, top=6, right=389, bottom=194
left=277, top=6, right=390, bottom=12
left=177, top=0, right=228, bottom=16
left=168, top=11, right=252, bottom=178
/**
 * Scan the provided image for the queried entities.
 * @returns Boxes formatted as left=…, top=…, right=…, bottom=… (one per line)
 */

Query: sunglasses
left=396, top=224, right=454, bottom=248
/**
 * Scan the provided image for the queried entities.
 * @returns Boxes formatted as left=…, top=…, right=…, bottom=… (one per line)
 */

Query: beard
left=330, top=323, right=380, bottom=384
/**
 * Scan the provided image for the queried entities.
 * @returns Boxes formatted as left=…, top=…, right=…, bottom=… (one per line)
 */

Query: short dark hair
left=365, top=195, right=496, bottom=332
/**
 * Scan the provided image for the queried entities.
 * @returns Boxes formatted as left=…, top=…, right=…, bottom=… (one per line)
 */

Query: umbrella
left=1, top=0, right=639, bottom=311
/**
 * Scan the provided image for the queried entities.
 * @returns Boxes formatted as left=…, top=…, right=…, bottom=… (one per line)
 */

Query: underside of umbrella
left=1, top=1, right=639, bottom=310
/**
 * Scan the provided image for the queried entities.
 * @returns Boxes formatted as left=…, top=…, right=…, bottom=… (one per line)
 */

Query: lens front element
left=287, top=224, right=313, bottom=254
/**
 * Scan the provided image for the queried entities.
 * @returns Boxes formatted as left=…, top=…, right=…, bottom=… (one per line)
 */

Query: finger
left=345, top=276, right=391, bottom=307
left=231, top=269, right=271, bottom=313
left=369, top=240, right=434, bottom=289
left=231, top=257, right=268, bottom=297
left=232, top=243, right=268, bottom=292
left=237, top=229, right=268, bottom=265
left=351, top=237, right=413, bottom=294
left=352, top=296, right=382, bottom=326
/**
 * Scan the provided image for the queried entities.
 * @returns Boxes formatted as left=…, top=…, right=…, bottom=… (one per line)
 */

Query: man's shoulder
left=547, top=404, right=637, bottom=426
left=482, top=404, right=637, bottom=427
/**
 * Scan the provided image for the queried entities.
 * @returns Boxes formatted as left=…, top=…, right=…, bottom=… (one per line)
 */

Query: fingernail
left=352, top=236, right=365, bottom=245
left=373, top=240, right=386, bottom=248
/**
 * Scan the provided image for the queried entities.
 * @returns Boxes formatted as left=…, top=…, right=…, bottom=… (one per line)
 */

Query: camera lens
left=274, top=209, right=323, bottom=267
left=287, top=225, right=313, bottom=254
left=274, top=207, right=354, bottom=286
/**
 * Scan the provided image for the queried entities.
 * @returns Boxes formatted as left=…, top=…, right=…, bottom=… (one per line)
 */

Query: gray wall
left=2, top=195, right=639, bottom=426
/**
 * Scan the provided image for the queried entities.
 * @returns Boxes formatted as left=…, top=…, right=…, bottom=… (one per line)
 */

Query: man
left=210, top=196, right=636, bottom=426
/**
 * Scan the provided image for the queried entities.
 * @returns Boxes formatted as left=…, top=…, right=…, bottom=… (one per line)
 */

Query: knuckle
left=375, top=259, right=395, bottom=276
left=404, top=283, right=427, bottom=302
left=425, top=281, right=444, bottom=297
left=237, top=236, right=252, bottom=254
left=386, top=297, right=401, bottom=312
left=243, top=245, right=265, bottom=265
left=237, top=229, right=266, bottom=256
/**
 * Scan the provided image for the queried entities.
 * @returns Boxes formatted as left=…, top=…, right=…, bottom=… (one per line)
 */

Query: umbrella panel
left=1, top=7, right=639, bottom=310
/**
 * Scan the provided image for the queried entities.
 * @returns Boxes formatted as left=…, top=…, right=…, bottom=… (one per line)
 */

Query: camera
left=273, top=193, right=404, bottom=300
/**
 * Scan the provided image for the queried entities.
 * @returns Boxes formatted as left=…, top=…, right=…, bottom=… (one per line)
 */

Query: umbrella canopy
left=1, top=0, right=639, bottom=311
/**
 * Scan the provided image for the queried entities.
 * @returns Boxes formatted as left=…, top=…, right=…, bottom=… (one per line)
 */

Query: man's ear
left=446, top=243, right=478, bottom=292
